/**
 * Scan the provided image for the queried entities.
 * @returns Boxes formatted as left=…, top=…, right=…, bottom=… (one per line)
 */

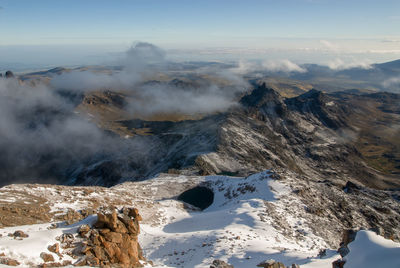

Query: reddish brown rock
left=40, top=252, right=55, bottom=262
left=73, top=208, right=144, bottom=267
left=99, top=228, right=111, bottom=235
left=78, top=224, right=91, bottom=237
left=0, top=258, right=20, bottom=266
left=127, top=207, right=142, bottom=221
left=39, top=261, right=71, bottom=268
left=92, top=245, right=107, bottom=261
left=48, top=243, right=60, bottom=254
left=12, top=230, right=29, bottom=238
left=62, top=209, right=84, bottom=225
left=104, top=232, right=123, bottom=243
left=102, top=240, right=116, bottom=260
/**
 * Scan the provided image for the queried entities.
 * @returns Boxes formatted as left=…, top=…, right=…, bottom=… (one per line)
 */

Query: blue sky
left=0, top=0, right=399, bottom=69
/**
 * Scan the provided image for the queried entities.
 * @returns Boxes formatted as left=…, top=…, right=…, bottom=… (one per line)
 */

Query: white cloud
left=230, top=60, right=259, bottom=74
left=52, top=42, right=247, bottom=116
left=326, top=58, right=372, bottom=70
left=383, top=76, right=400, bottom=89
left=261, top=59, right=306, bottom=73
left=320, top=40, right=339, bottom=51
left=230, top=59, right=306, bottom=74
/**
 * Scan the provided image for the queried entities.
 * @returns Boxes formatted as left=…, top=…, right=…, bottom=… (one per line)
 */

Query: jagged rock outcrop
left=74, top=208, right=144, bottom=267
left=341, top=229, right=357, bottom=246
left=240, top=83, right=287, bottom=118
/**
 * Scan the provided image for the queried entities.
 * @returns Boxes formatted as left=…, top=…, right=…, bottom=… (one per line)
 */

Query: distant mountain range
left=275, top=59, right=400, bottom=93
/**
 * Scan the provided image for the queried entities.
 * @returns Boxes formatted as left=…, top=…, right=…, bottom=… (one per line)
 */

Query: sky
left=0, top=0, right=399, bottom=70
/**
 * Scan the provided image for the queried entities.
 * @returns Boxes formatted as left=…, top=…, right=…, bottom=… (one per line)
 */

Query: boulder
left=257, top=259, right=286, bottom=268
left=12, top=230, right=29, bottom=238
left=0, top=258, right=20, bottom=266
left=80, top=208, right=96, bottom=218
left=332, top=258, right=346, bottom=268
left=48, top=243, right=60, bottom=254
left=40, top=252, right=55, bottom=262
left=78, top=224, right=91, bottom=237
left=338, top=245, right=350, bottom=258
left=104, top=232, right=123, bottom=243
left=210, top=259, right=234, bottom=268
left=317, top=248, right=327, bottom=258
left=63, top=209, right=84, bottom=225
left=38, top=260, right=72, bottom=268
left=57, top=233, right=74, bottom=244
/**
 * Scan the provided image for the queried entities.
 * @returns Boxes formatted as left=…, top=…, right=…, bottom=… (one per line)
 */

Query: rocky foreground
left=1, top=207, right=145, bottom=267
left=1, top=171, right=399, bottom=267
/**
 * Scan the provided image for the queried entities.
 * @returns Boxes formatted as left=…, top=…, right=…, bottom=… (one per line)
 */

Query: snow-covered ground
left=139, top=171, right=330, bottom=267
left=1, top=171, right=399, bottom=267
left=0, top=217, right=95, bottom=267
left=345, top=230, right=400, bottom=268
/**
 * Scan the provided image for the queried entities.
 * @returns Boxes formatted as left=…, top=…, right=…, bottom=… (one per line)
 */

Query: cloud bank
left=261, top=59, right=307, bottom=73
left=0, top=42, right=251, bottom=185
left=231, top=59, right=306, bottom=74
left=326, top=58, right=373, bottom=70
left=383, top=77, right=400, bottom=92
left=51, top=42, right=247, bottom=116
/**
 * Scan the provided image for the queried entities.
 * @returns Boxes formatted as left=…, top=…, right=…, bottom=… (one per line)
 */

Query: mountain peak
left=240, top=83, right=283, bottom=108
left=296, top=88, right=325, bottom=100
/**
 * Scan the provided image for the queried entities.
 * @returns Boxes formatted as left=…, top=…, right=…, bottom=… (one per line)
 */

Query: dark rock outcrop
left=341, top=229, right=357, bottom=246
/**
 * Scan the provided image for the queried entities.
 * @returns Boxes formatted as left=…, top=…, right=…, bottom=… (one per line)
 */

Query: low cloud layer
left=0, top=42, right=249, bottom=185
left=51, top=42, right=247, bottom=116
left=126, top=84, right=238, bottom=116
left=326, top=58, right=372, bottom=70
left=231, top=59, right=306, bottom=74
left=0, top=76, right=160, bottom=186
left=50, top=42, right=164, bottom=91
left=261, top=59, right=307, bottom=73
left=383, top=76, right=400, bottom=92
